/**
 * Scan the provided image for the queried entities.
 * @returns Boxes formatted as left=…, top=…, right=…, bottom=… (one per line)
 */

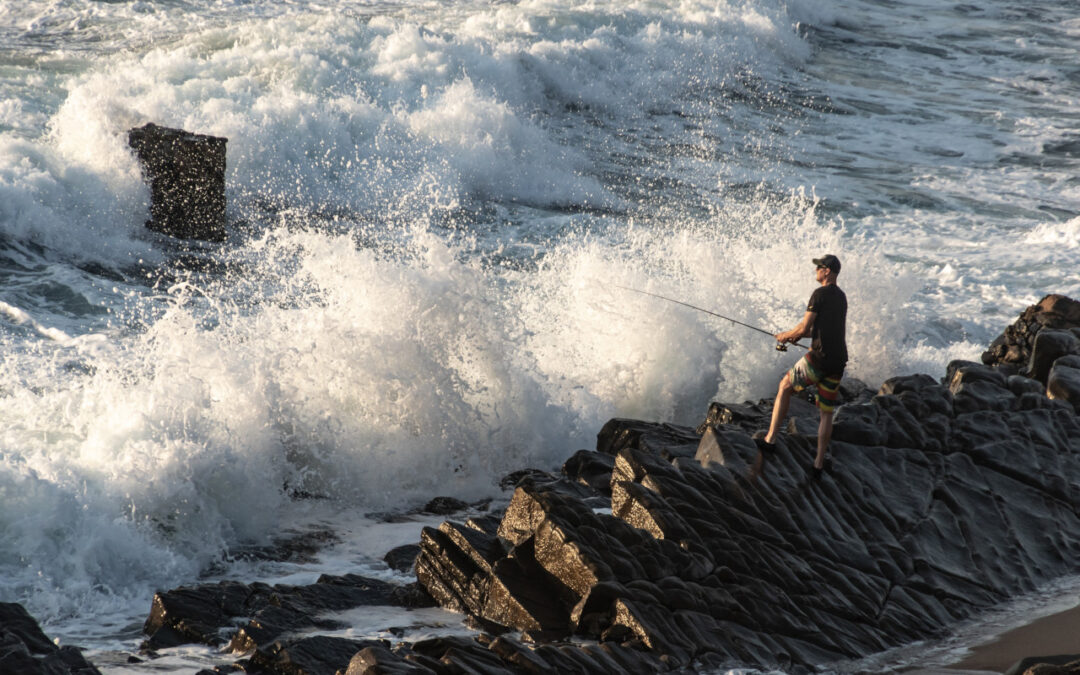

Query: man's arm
left=776, top=310, right=816, bottom=344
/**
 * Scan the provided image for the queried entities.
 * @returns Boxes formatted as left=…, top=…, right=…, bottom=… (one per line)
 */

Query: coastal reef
left=5, top=294, right=1080, bottom=675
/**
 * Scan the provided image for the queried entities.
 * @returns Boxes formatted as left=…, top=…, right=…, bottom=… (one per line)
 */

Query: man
left=759, top=254, right=848, bottom=478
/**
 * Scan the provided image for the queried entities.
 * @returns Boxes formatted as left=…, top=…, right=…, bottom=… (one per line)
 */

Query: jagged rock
left=0, top=602, right=102, bottom=675
left=128, top=123, right=227, bottom=241
left=983, top=294, right=1080, bottom=369
left=1048, top=355, right=1080, bottom=413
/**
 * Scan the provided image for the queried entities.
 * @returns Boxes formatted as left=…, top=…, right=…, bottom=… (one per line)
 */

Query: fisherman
left=758, top=255, right=848, bottom=478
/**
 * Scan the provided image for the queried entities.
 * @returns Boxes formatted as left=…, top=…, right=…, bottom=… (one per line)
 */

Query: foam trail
left=0, top=301, right=72, bottom=344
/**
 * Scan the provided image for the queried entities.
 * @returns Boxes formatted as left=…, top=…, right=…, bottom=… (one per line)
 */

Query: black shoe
left=754, top=437, right=777, bottom=453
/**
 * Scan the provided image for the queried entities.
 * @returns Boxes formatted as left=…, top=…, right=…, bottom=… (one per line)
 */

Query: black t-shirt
left=807, top=284, right=848, bottom=375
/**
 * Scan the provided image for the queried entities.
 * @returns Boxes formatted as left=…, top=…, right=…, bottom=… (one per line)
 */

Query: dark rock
left=947, top=361, right=1016, bottom=414
left=983, top=294, right=1080, bottom=369
left=143, top=580, right=257, bottom=649
left=144, top=574, right=406, bottom=654
left=498, top=468, right=552, bottom=491
left=1048, top=356, right=1080, bottom=413
left=562, top=449, right=616, bottom=496
left=1029, top=329, right=1080, bottom=384
left=423, top=496, right=470, bottom=515
left=695, top=400, right=771, bottom=434
left=838, top=376, right=875, bottom=405
left=248, top=635, right=382, bottom=675
left=388, top=582, right=437, bottom=609
left=342, top=645, right=427, bottom=674
left=383, top=544, right=421, bottom=573
left=0, top=602, right=102, bottom=675
left=693, top=425, right=757, bottom=474
left=128, top=123, right=227, bottom=241
left=596, top=418, right=701, bottom=459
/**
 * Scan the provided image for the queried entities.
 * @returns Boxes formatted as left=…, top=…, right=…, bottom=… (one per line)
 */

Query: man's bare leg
left=814, top=409, right=834, bottom=469
left=764, top=373, right=793, bottom=445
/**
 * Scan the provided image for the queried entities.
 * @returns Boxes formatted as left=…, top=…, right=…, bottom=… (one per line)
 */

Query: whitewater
left=1, top=0, right=1078, bottom=672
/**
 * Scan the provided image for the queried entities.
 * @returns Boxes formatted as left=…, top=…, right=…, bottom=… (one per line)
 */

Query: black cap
left=812, top=254, right=841, bottom=273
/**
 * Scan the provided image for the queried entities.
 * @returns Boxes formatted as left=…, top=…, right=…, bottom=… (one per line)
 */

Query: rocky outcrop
left=983, top=294, right=1080, bottom=381
left=128, top=123, right=227, bottom=241
left=124, top=294, right=1080, bottom=675
left=406, top=298, right=1080, bottom=673
left=0, top=602, right=101, bottom=675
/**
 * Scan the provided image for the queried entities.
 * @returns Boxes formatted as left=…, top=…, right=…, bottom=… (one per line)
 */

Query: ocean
left=1, top=0, right=1078, bottom=672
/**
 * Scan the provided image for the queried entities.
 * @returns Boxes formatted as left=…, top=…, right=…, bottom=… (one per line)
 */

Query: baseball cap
left=812, top=254, right=841, bottom=273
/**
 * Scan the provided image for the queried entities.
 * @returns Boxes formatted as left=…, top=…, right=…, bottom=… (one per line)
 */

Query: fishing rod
left=613, top=285, right=808, bottom=352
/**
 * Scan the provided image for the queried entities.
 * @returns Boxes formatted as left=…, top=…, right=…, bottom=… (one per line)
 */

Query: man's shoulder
left=808, top=284, right=845, bottom=308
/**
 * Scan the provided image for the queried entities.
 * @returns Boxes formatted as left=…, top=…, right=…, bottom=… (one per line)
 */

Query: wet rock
left=383, top=544, right=421, bottom=573
left=128, top=123, right=227, bottom=241
left=247, top=635, right=383, bottom=675
left=0, top=602, right=102, bottom=675
left=1048, top=355, right=1080, bottom=414
left=143, top=574, right=405, bottom=654
left=423, top=496, right=470, bottom=515
left=983, top=294, right=1080, bottom=369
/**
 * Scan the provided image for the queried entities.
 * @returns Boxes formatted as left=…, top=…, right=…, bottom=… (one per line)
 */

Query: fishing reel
left=775, top=341, right=789, bottom=352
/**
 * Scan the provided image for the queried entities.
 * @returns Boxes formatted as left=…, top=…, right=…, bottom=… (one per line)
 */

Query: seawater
left=1, top=0, right=1078, bottom=672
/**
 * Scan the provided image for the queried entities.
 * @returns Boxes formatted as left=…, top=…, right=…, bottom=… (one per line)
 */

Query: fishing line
left=612, top=284, right=808, bottom=352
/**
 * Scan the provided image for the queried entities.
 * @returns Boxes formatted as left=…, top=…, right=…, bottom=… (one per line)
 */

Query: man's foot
left=754, top=436, right=777, bottom=453
left=810, top=456, right=832, bottom=480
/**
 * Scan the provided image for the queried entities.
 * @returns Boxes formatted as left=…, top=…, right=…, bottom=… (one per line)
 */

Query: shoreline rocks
left=8, top=294, right=1080, bottom=675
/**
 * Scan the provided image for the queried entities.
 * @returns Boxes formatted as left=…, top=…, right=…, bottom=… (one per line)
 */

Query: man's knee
left=778, top=372, right=794, bottom=394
